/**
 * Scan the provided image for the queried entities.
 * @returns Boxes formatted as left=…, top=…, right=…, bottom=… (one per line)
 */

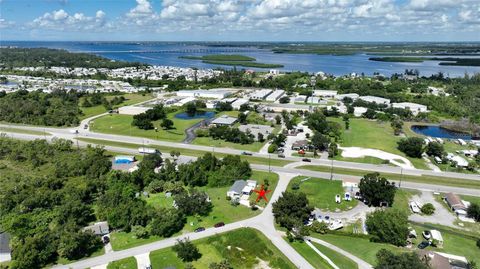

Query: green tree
left=467, top=203, right=480, bottom=222
left=359, top=173, right=397, bottom=207
left=426, top=142, right=444, bottom=157
left=209, top=260, right=233, bottom=269
left=272, top=191, right=313, bottom=230
left=311, top=132, right=330, bottom=151
left=172, top=238, right=202, bottom=262
left=149, top=208, right=186, bottom=237
left=390, top=118, right=403, bottom=136
left=132, top=225, right=150, bottom=239
left=57, top=230, right=102, bottom=260
left=397, top=137, right=425, bottom=158
left=366, top=209, right=409, bottom=246
left=421, top=203, right=435, bottom=215
left=328, top=143, right=338, bottom=158
left=161, top=118, right=174, bottom=129
left=342, top=115, right=350, bottom=130
left=174, top=189, right=212, bottom=216
left=310, top=221, right=329, bottom=234
left=375, top=249, right=429, bottom=269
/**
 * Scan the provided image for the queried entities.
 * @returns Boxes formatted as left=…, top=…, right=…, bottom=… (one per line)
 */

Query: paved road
left=2, top=123, right=480, bottom=183
left=3, top=131, right=480, bottom=197
left=52, top=172, right=315, bottom=269
left=307, top=237, right=373, bottom=269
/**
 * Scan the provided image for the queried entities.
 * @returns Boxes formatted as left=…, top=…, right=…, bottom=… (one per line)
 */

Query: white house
left=211, top=115, right=237, bottom=126
left=227, top=180, right=248, bottom=198
left=250, top=89, right=273, bottom=100
left=177, top=89, right=235, bottom=99
left=430, top=230, right=444, bottom=247
left=83, top=221, right=110, bottom=236
left=359, top=95, right=391, bottom=105
left=266, top=90, right=285, bottom=102
left=118, top=105, right=150, bottom=115
left=335, top=93, right=359, bottom=101
left=231, top=99, right=249, bottom=110
left=391, top=102, right=428, bottom=115
left=451, top=155, right=469, bottom=168
left=314, top=90, right=338, bottom=98
left=0, top=233, right=11, bottom=263
left=353, top=107, right=368, bottom=117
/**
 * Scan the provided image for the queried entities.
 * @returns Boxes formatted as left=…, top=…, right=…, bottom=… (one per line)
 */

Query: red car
left=214, top=222, right=225, bottom=228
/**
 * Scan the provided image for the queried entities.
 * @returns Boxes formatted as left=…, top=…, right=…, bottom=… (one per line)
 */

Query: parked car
left=302, top=158, right=311, bottom=162
left=194, top=227, right=206, bottom=233
left=418, top=241, right=430, bottom=249
left=242, top=151, right=253, bottom=156
left=84, top=124, right=88, bottom=129
left=278, top=153, right=285, bottom=158
left=409, top=201, right=421, bottom=214
left=422, top=230, right=431, bottom=240
left=214, top=222, right=225, bottom=228
left=277, top=148, right=285, bottom=153
left=102, top=236, right=110, bottom=244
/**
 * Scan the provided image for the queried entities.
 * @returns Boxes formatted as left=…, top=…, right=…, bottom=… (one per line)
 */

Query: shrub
left=421, top=203, right=435, bottom=215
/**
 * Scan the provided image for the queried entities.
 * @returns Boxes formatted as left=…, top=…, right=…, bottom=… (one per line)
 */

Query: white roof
left=211, top=115, right=237, bottom=125
left=359, top=95, right=391, bottom=104
left=430, top=230, right=443, bottom=242
left=451, top=155, right=469, bottom=167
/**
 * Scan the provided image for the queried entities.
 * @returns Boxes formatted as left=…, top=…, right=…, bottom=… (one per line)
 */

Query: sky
left=0, top=0, right=479, bottom=42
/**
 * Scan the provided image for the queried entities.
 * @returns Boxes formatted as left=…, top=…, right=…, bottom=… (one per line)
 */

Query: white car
left=409, top=201, right=421, bottom=214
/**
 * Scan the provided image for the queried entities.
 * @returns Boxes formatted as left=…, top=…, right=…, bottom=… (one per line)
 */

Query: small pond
left=174, top=111, right=216, bottom=120
left=411, top=125, right=472, bottom=140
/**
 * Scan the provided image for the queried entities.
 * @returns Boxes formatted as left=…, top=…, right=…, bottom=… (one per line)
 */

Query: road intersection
left=1, top=116, right=480, bottom=268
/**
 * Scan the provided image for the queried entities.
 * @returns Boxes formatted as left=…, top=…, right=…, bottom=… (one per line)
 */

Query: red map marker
left=253, top=184, right=271, bottom=202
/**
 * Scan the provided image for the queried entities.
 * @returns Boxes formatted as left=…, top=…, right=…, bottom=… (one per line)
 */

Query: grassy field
left=80, top=93, right=154, bottom=120
left=106, top=257, right=137, bottom=269
left=313, top=242, right=359, bottom=269
left=297, top=165, right=480, bottom=189
left=90, top=111, right=201, bottom=142
left=0, top=127, right=51, bottom=136
left=75, top=137, right=292, bottom=167
left=332, top=150, right=388, bottom=165
left=288, top=241, right=333, bottom=269
left=410, top=223, right=480, bottom=265
left=287, top=176, right=358, bottom=211
left=149, top=228, right=295, bottom=269
left=312, top=233, right=406, bottom=265
left=392, top=189, right=419, bottom=216
left=328, top=118, right=429, bottom=170
left=111, top=171, right=278, bottom=250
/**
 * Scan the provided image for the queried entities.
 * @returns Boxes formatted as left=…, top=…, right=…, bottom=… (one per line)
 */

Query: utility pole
left=399, top=168, right=403, bottom=188
left=268, top=153, right=271, bottom=173
left=330, top=159, right=334, bottom=180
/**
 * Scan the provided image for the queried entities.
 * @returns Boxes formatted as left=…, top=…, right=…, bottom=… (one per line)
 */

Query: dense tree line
left=199, top=125, right=255, bottom=144
left=0, top=89, right=81, bottom=126
left=132, top=104, right=170, bottom=130
left=0, top=137, right=111, bottom=268
left=0, top=48, right=145, bottom=69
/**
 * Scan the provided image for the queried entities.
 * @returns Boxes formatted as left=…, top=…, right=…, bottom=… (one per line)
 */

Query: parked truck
left=138, top=147, right=161, bottom=155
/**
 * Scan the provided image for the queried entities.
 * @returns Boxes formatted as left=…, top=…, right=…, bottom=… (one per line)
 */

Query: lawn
left=287, top=176, right=357, bottom=211
left=80, top=93, right=154, bottom=120
left=192, top=137, right=266, bottom=152
left=288, top=240, right=333, bottom=269
left=311, top=233, right=406, bottom=265
left=409, top=223, right=480, bottom=265
left=312, top=242, right=359, bottom=269
left=392, top=189, right=419, bottom=216
left=111, top=171, right=278, bottom=250
left=107, top=257, right=137, bottom=269
left=90, top=111, right=202, bottom=142
left=297, top=165, right=480, bottom=189
left=149, top=228, right=295, bottom=269
left=75, top=137, right=292, bottom=167
left=329, top=118, right=429, bottom=170
left=0, top=127, right=51, bottom=136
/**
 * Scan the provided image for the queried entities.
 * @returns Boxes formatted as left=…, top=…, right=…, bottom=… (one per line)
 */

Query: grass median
left=0, top=127, right=51, bottom=136
left=298, top=165, right=480, bottom=189
left=76, top=137, right=292, bottom=167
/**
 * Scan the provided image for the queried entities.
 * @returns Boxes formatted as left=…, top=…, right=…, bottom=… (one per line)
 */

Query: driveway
left=408, top=191, right=457, bottom=228
left=134, top=253, right=151, bottom=269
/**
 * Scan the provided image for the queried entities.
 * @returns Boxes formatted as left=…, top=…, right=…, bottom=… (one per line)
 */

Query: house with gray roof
left=227, top=180, right=248, bottom=198
left=83, top=221, right=110, bottom=236
left=211, top=115, right=237, bottom=126
left=0, top=232, right=11, bottom=263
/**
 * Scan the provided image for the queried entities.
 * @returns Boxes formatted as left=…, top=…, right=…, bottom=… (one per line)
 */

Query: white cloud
left=30, top=9, right=107, bottom=31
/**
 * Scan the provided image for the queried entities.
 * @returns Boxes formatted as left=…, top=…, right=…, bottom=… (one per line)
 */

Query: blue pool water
left=175, top=111, right=216, bottom=120
left=410, top=125, right=472, bottom=140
